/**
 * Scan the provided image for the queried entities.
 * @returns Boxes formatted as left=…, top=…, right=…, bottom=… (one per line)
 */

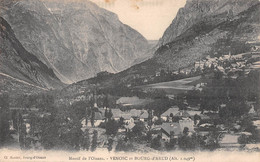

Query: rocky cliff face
left=69, top=0, right=260, bottom=90
left=152, top=0, right=260, bottom=70
left=0, top=17, right=63, bottom=89
left=159, top=0, right=259, bottom=46
left=1, top=0, right=150, bottom=84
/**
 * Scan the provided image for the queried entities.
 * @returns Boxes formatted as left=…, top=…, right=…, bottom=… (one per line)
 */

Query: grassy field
left=138, top=76, right=201, bottom=95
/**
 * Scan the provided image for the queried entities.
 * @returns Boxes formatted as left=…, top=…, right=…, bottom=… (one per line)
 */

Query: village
left=2, top=46, right=260, bottom=152
left=6, top=88, right=260, bottom=152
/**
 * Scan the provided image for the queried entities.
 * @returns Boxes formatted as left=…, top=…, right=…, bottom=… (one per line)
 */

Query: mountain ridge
left=0, top=16, right=63, bottom=91
left=0, top=0, right=151, bottom=84
left=61, top=0, right=260, bottom=96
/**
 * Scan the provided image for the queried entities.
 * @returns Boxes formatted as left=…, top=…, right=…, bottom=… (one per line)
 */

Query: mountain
left=0, top=0, right=150, bottom=84
left=153, top=0, right=260, bottom=70
left=60, top=0, right=260, bottom=96
left=159, top=0, right=259, bottom=46
left=129, top=0, right=260, bottom=75
left=0, top=17, right=63, bottom=92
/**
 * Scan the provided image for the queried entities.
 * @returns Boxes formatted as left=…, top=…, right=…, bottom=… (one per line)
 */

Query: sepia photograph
left=0, top=0, right=260, bottom=161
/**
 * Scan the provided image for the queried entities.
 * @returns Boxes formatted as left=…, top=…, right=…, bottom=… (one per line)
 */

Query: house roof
left=121, top=114, right=132, bottom=120
left=94, top=112, right=104, bottom=120
left=219, top=134, right=239, bottom=144
left=111, top=109, right=123, bottom=118
left=175, top=111, right=191, bottom=117
left=129, top=109, right=142, bottom=117
left=140, top=110, right=149, bottom=119
left=161, top=123, right=182, bottom=136
left=186, top=111, right=201, bottom=116
left=161, top=107, right=179, bottom=117
left=248, top=107, right=256, bottom=114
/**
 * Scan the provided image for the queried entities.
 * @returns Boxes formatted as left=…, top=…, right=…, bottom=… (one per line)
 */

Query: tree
left=107, top=137, right=113, bottom=152
left=68, top=121, right=83, bottom=150
left=186, top=90, right=201, bottom=107
left=28, top=112, right=37, bottom=136
left=178, top=135, right=191, bottom=150
left=0, top=93, right=10, bottom=146
left=107, top=109, right=113, bottom=121
left=145, top=98, right=175, bottom=117
left=105, top=108, right=108, bottom=123
left=70, top=101, right=87, bottom=120
left=91, top=130, right=98, bottom=152
left=132, top=121, right=145, bottom=137
left=238, top=134, right=249, bottom=146
left=105, top=119, right=118, bottom=135
left=220, top=99, right=249, bottom=119
left=115, top=137, right=134, bottom=152
left=147, top=109, right=153, bottom=130
left=240, top=116, right=258, bottom=142
left=166, top=131, right=176, bottom=150
left=210, top=63, right=215, bottom=71
left=204, top=127, right=220, bottom=151
left=37, top=93, right=55, bottom=112
left=39, top=114, right=60, bottom=150
left=118, top=117, right=125, bottom=128
left=81, top=129, right=90, bottom=151
left=90, top=109, right=95, bottom=127
left=178, top=127, right=200, bottom=151
left=194, top=114, right=201, bottom=125
left=103, top=95, right=109, bottom=108
left=183, top=127, right=189, bottom=136
left=19, top=122, right=26, bottom=149
left=176, top=94, right=187, bottom=110
left=11, top=110, right=18, bottom=130
left=151, top=135, right=161, bottom=150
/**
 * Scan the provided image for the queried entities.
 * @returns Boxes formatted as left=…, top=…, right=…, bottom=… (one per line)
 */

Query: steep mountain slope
left=159, top=0, right=259, bottom=46
left=0, top=17, right=63, bottom=90
left=154, top=0, right=260, bottom=71
left=61, top=0, right=260, bottom=96
left=0, top=0, right=150, bottom=84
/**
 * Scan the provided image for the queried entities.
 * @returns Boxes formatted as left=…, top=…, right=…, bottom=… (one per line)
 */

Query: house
left=231, top=63, right=238, bottom=68
left=179, top=118, right=194, bottom=132
left=160, top=117, right=194, bottom=142
left=248, top=107, right=257, bottom=117
left=253, top=120, right=260, bottom=134
left=219, top=134, right=240, bottom=148
left=140, top=110, right=149, bottom=122
left=217, top=66, right=225, bottom=72
left=194, top=61, right=203, bottom=69
left=121, top=114, right=134, bottom=124
left=161, top=106, right=179, bottom=121
left=155, top=71, right=160, bottom=77
left=186, top=110, right=201, bottom=117
left=175, top=110, right=191, bottom=118
left=111, top=109, right=124, bottom=121
left=244, top=144, right=260, bottom=151
left=223, top=54, right=231, bottom=60
left=161, top=123, right=182, bottom=141
left=81, top=111, right=105, bottom=128
left=129, top=109, right=142, bottom=117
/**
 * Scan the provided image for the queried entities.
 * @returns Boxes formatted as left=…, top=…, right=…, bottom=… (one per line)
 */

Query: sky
left=89, top=0, right=187, bottom=40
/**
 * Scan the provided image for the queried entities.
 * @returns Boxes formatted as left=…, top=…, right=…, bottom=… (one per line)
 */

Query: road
left=0, top=72, right=48, bottom=91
